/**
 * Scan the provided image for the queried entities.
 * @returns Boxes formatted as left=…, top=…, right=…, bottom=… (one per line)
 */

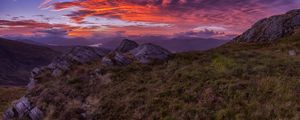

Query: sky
left=1, top=0, right=300, bottom=43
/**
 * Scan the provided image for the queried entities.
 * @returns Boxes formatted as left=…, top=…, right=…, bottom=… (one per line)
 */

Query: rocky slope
left=3, top=40, right=172, bottom=120
left=0, top=38, right=60, bottom=86
left=234, top=9, right=300, bottom=42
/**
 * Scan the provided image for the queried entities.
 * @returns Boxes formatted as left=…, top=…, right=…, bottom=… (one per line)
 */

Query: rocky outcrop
left=234, top=9, right=300, bottom=42
left=101, top=52, right=132, bottom=66
left=47, top=46, right=110, bottom=77
left=102, top=39, right=171, bottom=66
left=115, top=39, right=139, bottom=53
left=130, top=43, right=172, bottom=64
left=3, top=97, right=43, bottom=120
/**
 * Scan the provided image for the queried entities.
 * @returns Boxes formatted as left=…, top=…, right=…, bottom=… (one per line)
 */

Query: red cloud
left=44, top=0, right=300, bottom=34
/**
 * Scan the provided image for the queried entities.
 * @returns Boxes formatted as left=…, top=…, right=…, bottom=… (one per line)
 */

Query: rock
left=234, top=9, right=300, bottom=42
left=27, top=78, right=36, bottom=90
left=101, top=57, right=114, bottom=66
left=29, top=107, right=43, bottom=120
left=288, top=50, right=297, bottom=56
left=47, top=46, right=110, bottom=77
left=116, top=39, right=139, bottom=53
left=130, top=43, right=171, bottom=64
left=114, top=52, right=132, bottom=65
left=3, top=97, right=43, bottom=120
left=28, top=67, right=49, bottom=90
left=3, top=107, right=15, bottom=120
left=14, top=97, right=31, bottom=118
left=101, top=52, right=132, bottom=66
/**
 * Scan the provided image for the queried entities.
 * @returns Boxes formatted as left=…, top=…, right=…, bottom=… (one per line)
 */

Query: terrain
left=0, top=38, right=60, bottom=85
left=2, top=9, right=300, bottom=120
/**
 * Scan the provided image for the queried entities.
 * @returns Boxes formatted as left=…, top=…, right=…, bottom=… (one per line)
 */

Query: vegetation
left=0, top=86, right=26, bottom=118
left=4, top=34, right=300, bottom=119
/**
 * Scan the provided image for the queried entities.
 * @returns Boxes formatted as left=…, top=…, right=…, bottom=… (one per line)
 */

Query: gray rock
left=29, top=107, right=43, bottom=120
left=114, top=52, right=132, bottom=65
left=288, top=50, right=297, bottom=56
left=116, top=39, right=139, bottom=53
left=47, top=46, right=110, bottom=77
left=3, top=107, right=15, bottom=120
left=234, top=9, right=300, bottom=42
left=130, top=43, right=171, bottom=64
left=3, top=97, right=44, bottom=120
left=14, top=97, right=31, bottom=118
left=101, top=57, right=114, bottom=66
left=101, top=52, right=132, bottom=66
left=27, top=78, right=36, bottom=90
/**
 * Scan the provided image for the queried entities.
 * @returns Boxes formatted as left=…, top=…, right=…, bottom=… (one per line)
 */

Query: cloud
left=42, top=0, right=300, bottom=33
left=175, top=29, right=237, bottom=40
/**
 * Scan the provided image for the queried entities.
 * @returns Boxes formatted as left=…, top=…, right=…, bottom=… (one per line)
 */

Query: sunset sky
left=1, top=0, right=300, bottom=42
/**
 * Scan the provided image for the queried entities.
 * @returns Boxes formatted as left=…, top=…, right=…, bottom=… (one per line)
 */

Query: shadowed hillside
left=0, top=38, right=60, bottom=85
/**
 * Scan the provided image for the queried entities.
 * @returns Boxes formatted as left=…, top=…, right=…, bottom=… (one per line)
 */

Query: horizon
left=1, top=0, right=300, bottom=45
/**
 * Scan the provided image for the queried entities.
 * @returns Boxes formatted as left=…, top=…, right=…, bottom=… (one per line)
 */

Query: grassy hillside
left=0, top=38, right=60, bottom=85
left=22, top=33, right=300, bottom=120
left=0, top=86, right=26, bottom=118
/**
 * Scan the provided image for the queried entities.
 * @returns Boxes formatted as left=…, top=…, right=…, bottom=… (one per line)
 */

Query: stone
left=14, top=97, right=31, bottom=118
left=113, top=52, right=132, bottom=65
left=101, top=57, right=114, bottom=66
left=116, top=39, right=139, bottom=53
left=130, top=43, right=172, bottom=64
left=3, top=97, right=44, bottom=120
left=288, top=50, right=297, bottom=56
left=101, top=52, right=131, bottom=66
left=47, top=46, right=110, bottom=77
left=27, top=78, right=36, bottom=90
left=3, top=107, right=15, bottom=120
left=29, top=107, right=43, bottom=120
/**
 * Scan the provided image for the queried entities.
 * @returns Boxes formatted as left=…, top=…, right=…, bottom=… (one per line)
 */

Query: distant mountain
left=101, top=37, right=228, bottom=53
left=234, top=9, right=300, bottom=42
left=0, top=38, right=60, bottom=86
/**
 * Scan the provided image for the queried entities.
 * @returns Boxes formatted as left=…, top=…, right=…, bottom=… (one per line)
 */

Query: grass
left=0, top=86, right=26, bottom=118
left=14, top=34, right=300, bottom=119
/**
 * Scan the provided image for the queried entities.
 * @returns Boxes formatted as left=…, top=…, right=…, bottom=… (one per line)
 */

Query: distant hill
left=14, top=39, right=73, bottom=53
left=101, top=37, right=228, bottom=53
left=0, top=38, right=60, bottom=86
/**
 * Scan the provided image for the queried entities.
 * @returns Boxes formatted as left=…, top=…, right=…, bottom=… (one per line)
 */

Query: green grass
left=24, top=34, right=300, bottom=119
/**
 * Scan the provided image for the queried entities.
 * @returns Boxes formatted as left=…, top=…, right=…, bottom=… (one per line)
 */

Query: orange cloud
left=44, top=0, right=300, bottom=34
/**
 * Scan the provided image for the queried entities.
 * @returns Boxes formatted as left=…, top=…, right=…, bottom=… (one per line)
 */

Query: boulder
left=116, top=39, right=139, bottom=53
left=48, top=46, right=110, bottom=77
left=288, top=50, right=297, bottom=56
left=101, top=52, right=132, bottom=66
left=101, top=56, right=114, bottom=66
left=29, top=107, right=44, bottom=120
left=130, top=43, right=171, bottom=64
left=3, top=97, right=43, bottom=120
left=234, top=9, right=300, bottom=42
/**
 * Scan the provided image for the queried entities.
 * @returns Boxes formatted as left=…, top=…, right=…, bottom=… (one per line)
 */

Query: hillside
left=2, top=10, right=300, bottom=120
left=0, top=38, right=60, bottom=85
